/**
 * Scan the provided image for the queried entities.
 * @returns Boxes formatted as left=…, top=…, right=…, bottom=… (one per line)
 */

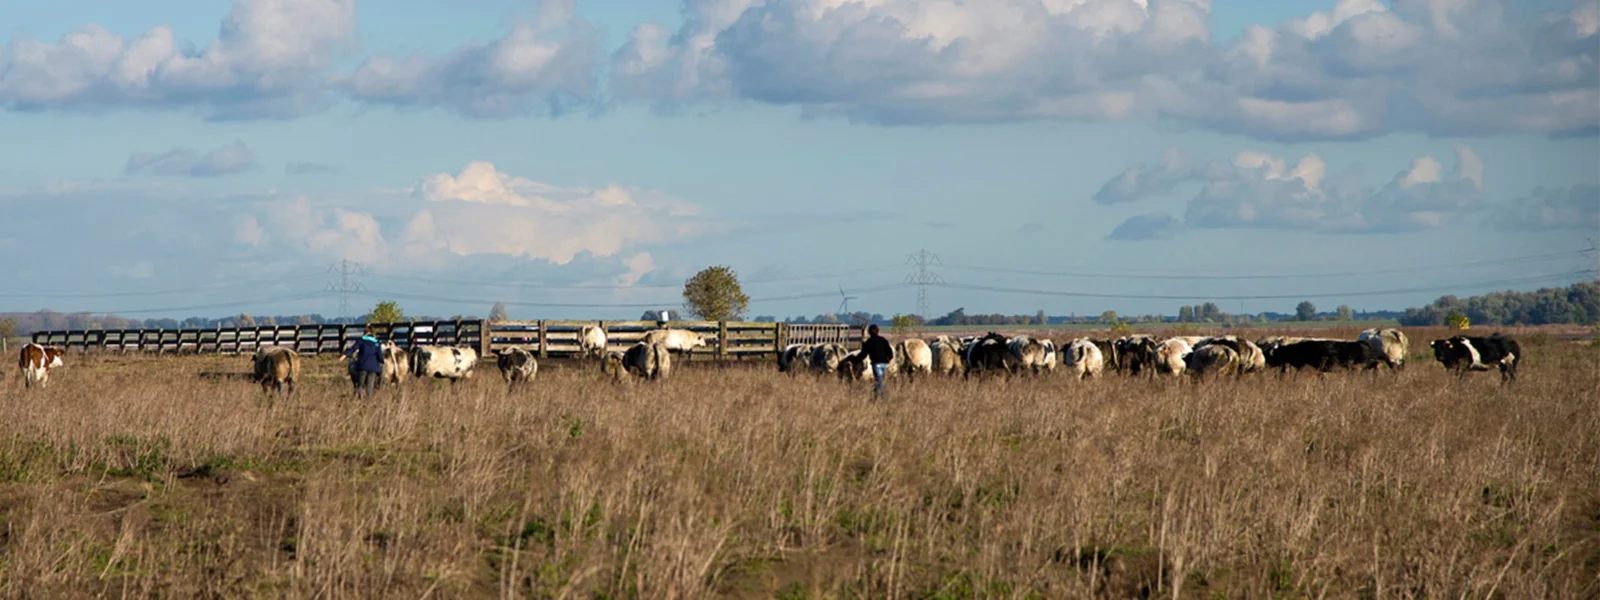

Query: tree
left=1336, top=304, right=1353, bottom=321
left=1447, top=311, right=1470, bottom=330
left=236, top=313, right=257, bottom=328
left=0, top=318, right=16, bottom=340
left=682, top=266, right=749, bottom=321
left=1035, top=310, right=1048, bottom=325
left=1178, top=305, right=1195, bottom=322
left=489, top=302, right=509, bottom=322
left=1295, top=301, right=1317, bottom=321
left=369, top=301, right=404, bottom=325
left=890, top=314, right=916, bottom=335
left=1100, top=310, right=1119, bottom=324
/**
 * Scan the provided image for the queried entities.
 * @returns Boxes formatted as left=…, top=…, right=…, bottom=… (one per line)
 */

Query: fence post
left=538, top=320, right=548, bottom=359
left=478, top=319, right=492, bottom=358
left=718, top=321, right=729, bottom=359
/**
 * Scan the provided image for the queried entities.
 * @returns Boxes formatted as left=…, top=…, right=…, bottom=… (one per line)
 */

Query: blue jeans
left=871, top=363, right=888, bottom=398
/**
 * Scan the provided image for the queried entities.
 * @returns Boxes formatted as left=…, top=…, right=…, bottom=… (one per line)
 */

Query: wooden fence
left=30, top=321, right=861, bottom=359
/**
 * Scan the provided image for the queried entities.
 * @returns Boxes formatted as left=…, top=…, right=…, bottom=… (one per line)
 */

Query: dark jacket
left=346, top=337, right=384, bottom=373
left=860, top=334, right=894, bottom=365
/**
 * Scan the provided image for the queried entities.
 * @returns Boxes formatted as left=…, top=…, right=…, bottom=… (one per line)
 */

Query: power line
left=326, top=259, right=365, bottom=318
left=364, top=264, right=905, bottom=291
left=0, top=274, right=326, bottom=298
left=354, top=283, right=909, bottom=310
left=936, top=270, right=1594, bottom=302
left=939, top=249, right=1589, bottom=281
left=42, top=292, right=330, bottom=317
left=904, top=249, right=943, bottom=318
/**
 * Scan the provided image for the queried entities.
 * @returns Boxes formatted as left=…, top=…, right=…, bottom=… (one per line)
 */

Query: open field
left=1, top=328, right=1597, bottom=598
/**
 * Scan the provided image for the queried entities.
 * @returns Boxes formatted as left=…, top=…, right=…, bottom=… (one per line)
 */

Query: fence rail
left=30, top=320, right=862, bottom=359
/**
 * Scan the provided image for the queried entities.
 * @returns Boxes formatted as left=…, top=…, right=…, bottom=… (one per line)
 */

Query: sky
left=0, top=0, right=1597, bottom=321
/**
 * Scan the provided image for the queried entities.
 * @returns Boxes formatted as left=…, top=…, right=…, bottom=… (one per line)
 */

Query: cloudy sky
left=1, top=0, right=1596, bottom=320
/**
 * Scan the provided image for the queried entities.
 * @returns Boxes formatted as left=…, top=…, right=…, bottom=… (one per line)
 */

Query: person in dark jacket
left=859, top=324, right=894, bottom=399
left=343, top=334, right=384, bottom=399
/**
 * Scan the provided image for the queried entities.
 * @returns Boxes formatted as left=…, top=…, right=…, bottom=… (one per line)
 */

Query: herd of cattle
left=12, top=326, right=1524, bottom=396
left=778, top=328, right=1524, bottom=384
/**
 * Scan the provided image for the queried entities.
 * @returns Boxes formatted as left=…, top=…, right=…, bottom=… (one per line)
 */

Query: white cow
left=578, top=325, right=608, bottom=358
left=894, top=339, right=933, bottom=380
left=411, top=346, right=478, bottom=381
left=1005, top=335, right=1047, bottom=374
left=1153, top=338, right=1192, bottom=376
left=929, top=336, right=963, bottom=376
left=1063, top=338, right=1104, bottom=380
left=1039, top=339, right=1058, bottom=372
left=1359, top=328, right=1410, bottom=370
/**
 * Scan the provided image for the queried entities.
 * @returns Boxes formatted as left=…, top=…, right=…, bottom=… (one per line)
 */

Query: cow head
left=45, top=347, right=65, bottom=368
left=1431, top=338, right=1463, bottom=366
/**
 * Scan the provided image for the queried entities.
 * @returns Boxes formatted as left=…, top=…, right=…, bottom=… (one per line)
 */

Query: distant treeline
left=0, top=311, right=473, bottom=337
left=1397, top=281, right=1600, bottom=326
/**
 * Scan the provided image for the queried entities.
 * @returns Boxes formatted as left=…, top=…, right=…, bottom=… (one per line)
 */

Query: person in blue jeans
left=343, top=334, right=384, bottom=399
left=858, top=324, right=895, bottom=400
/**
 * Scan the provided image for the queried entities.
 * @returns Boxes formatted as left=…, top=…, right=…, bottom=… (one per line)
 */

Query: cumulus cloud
left=126, top=141, right=257, bottom=177
left=1107, top=212, right=1182, bottom=241
left=244, top=161, right=716, bottom=268
left=1490, top=184, right=1600, bottom=231
left=0, top=0, right=355, bottom=119
left=612, top=252, right=657, bottom=287
left=1097, top=145, right=1492, bottom=238
left=609, top=0, right=1597, bottom=139
left=285, top=161, right=339, bottom=176
left=339, top=0, right=601, bottom=117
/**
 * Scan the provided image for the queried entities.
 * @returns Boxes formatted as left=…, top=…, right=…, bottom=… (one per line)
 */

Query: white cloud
left=339, top=0, right=601, bottom=117
left=244, top=161, right=716, bottom=267
left=609, top=0, right=1597, bottom=139
left=0, top=0, right=355, bottom=119
left=1098, top=145, right=1492, bottom=238
left=612, top=252, right=657, bottom=287
left=126, top=141, right=257, bottom=177
left=235, top=215, right=268, bottom=247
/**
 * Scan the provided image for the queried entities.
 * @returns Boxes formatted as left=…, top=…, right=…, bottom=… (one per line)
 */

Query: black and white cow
left=1263, top=340, right=1381, bottom=373
left=1431, top=335, right=1521, bottom=382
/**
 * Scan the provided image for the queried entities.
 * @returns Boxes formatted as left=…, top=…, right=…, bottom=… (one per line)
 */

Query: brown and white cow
left=252, top=346, right=300, bottom=398
left=18, top=343, right=65, bottom=389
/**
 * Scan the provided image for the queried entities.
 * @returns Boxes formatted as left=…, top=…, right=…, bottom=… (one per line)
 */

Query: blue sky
left=1, top=0, right=1596, bottom=321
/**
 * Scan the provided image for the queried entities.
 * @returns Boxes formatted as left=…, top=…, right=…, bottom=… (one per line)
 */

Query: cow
left=894, top=339, right=933, bottom=380
left=1431, top=335, right=1521, bottom=382
left=17, top=343, right=65, bottom=389
left=1114, top=335, right=1157, bottom=375
left=1093, top=339, right=1120, bottom=373
left=1264, top=340, right=1380, bottom=373
left=411, top=346, right=478, bottom=381
left=495, top=347, right=538, bottom=388
left=779, top=343, right=814, bottom=374
left=809, top=343, right=849, bottom=374
left=642, top=329, right=708, bottom=354
left=838, top=350, right=872, bottom=382
left=379, top=343, right=408, bottom=386
left=621, top=342, right=673, bottom=380
left=1153, top=338, right=1192, bottom=376
left=1185, top=343, right=1240, bottom=378
left=1062, top=338, right=1104, bottom=380
left=1194, top=337, right=1265, bottom=374
left=1359, top=328, right=1410, bottom=370
left=251, top=346, right=299, bottom=398
left=1006, top=335, right=1047, bottom=375
left=601, top=351, right=628, bottom=382
left=964, top=333, right=1010, bottom=378
left=1039, top=339, right=1059, bottom=372
left=929, top=336, right=964, bottom=376
left=577, top=325, right=608, bottom=359
left=1255, top=336, right=1339, bottom=356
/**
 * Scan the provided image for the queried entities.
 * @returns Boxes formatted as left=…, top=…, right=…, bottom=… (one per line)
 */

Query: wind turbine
left=837, top=285, right=859, bottom=320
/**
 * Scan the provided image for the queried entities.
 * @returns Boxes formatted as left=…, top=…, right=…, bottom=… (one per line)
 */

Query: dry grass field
left=0, top=327, right=1596, bottom=598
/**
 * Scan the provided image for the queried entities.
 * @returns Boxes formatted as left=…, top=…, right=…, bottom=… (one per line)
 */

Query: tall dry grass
left=0, top=331, right=1595, bottom=598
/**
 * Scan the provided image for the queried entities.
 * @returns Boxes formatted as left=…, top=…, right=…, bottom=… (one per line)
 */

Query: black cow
left=1431, top=335, right=1521, bottom=383
left=1114, top=335, right=1157, bottom=376
left=1092, top=339, right=1120, bottom=373
left=963, top=332, right=1009, bottom=379
left=1264, top=340, right=1381, bottom=373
